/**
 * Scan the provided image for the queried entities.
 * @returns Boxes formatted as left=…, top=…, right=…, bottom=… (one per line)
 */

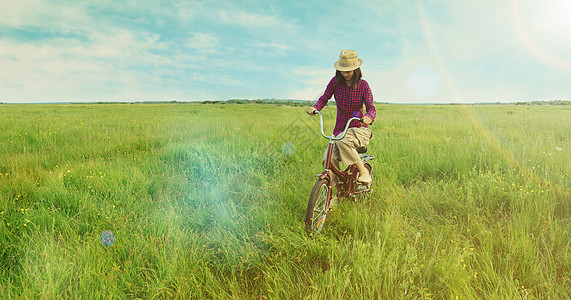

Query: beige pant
left=322, top=127, right=372, bottom=187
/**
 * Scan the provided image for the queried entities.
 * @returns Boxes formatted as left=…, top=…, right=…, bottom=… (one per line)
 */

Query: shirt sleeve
left=362, top=80, right=376, bottom=122
left=313, top=77, right=336, bottom=111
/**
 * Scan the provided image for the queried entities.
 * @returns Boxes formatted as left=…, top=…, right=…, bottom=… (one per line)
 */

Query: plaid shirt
left=314, top=77, right=376, bottom=136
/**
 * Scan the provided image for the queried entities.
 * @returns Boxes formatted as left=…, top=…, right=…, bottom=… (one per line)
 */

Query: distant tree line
left=200, top=99, right=317, bottom=107
left=514, top=100, right=570, bottom=105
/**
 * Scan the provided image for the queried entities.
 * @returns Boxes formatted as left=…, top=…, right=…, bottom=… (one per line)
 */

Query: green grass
left=0, top=103, right=569, bottom=299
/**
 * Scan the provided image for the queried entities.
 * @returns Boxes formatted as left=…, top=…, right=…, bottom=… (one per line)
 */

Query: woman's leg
left=335, top=128, right=372, bottom=182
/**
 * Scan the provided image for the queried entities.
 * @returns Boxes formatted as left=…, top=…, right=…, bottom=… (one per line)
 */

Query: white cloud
left=0, top=0, right=185, bottom=102
left=288, top=67, right=334, bottom=100
left=0, top=33, right=172, bottom=101
left=0, top=39, right=160, bottom=101
left=186, top=33, right=219, bottom=49
left=171, top=1, right=205, bottom=24
left=217, top=9, right=295, bottom=32
left=289, top=87, right=323, bottom=101
left=0, top=0, right=87, bottom=28
left=253, top=42, right=293, bottom=51
left=218, top=10, right=276, bottom=27
left=294, top=67, right=333, bottom=82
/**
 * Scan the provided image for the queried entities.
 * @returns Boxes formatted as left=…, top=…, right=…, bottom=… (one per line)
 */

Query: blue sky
left=1, top=0, right=570, bottom=103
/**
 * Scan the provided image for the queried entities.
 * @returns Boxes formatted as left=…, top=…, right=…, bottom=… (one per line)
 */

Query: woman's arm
left=362, top=80, right=376, bottom=124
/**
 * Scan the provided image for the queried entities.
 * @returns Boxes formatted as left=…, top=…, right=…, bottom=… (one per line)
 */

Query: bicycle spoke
left=305, top=178, right=331, bottom=235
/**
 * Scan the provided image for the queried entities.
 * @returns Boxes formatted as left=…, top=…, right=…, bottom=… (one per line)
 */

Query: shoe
left=358, top=172, right=372, bottom=183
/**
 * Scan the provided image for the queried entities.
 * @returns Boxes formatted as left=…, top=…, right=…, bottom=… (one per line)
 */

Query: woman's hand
left=362, top=116, right=372, bottom=125
left=307, top=107, right=317, bottom=115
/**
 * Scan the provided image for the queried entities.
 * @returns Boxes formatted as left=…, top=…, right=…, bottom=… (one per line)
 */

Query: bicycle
left=305, top=110, right=374, bottom=235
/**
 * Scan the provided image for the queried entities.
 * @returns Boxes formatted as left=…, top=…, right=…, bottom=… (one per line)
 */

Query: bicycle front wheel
left=305, top=178, right=331, bottom=235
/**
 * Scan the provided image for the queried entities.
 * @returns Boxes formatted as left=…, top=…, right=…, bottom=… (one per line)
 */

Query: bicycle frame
left=313, top=111, right=365, bottom=199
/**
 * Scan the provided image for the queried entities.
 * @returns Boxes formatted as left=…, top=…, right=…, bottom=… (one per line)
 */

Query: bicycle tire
left=305, top=178, right=330, bottom=235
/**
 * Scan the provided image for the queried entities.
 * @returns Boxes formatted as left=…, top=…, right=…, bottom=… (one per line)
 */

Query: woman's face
left=340, top=70, right=354, bottom=81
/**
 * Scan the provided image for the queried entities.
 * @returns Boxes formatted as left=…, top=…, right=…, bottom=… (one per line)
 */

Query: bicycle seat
left=356, top=131, right=373, bottom=154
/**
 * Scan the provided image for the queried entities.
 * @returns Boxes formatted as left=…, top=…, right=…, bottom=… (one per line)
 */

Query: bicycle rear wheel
left=305, top=178, right=331, bottom=235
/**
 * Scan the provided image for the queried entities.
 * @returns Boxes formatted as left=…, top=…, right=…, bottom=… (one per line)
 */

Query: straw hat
left=334, top=49, right=363, bottom=71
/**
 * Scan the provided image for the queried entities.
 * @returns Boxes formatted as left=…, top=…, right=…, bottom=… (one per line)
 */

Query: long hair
left=335, top=68, right=362, bottom=88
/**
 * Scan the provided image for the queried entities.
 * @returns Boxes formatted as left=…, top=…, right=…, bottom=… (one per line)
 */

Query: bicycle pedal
left=356, top=180, right=371, bottom=186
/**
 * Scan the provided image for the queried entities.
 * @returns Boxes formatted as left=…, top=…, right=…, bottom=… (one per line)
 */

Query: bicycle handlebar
left=313, top=110, right=362, bottom=141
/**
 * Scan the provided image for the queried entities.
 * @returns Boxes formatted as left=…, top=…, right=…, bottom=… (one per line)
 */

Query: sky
left=0, top=0, right=570, bottom=103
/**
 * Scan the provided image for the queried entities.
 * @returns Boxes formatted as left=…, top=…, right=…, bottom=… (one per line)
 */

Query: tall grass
left=0, top=103, right=569, bottom=298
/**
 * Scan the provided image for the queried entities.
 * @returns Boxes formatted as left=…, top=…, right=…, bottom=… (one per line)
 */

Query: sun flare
left=512, top=0, right=571, bottom=70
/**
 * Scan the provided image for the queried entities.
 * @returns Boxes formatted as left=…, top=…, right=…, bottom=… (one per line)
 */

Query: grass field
left=0, top=103, right=569, bottom=299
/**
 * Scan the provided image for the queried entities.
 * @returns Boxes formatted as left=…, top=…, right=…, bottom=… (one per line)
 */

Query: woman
left=307, top=49, right=376, bottom=188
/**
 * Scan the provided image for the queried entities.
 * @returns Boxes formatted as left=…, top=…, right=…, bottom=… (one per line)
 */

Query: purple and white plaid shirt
left=314, top=77, right=376, bottom=136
